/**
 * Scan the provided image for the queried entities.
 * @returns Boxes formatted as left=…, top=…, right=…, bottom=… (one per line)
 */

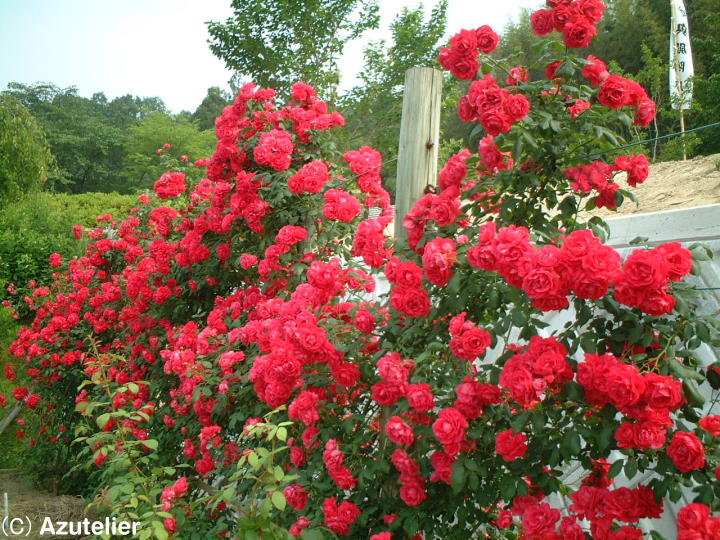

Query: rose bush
left=3, top=2, right=720, bottom=539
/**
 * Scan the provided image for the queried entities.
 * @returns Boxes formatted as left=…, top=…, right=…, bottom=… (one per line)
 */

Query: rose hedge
left=3, top=2, right=720, bottom=539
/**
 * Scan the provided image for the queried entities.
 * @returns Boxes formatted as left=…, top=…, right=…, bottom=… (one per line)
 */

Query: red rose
left=667, top=431, right=706, bottom=473
left=642, top=372, right=682, bottom=411
left=495, top=428, right=528, bottom=461
left=522, top=268, right=563, bottom=300
left=479, top=109, right=513, bottom=136
left=603, top=487, right=643, bottom=523
left=406, top=383, right=435, bottom=413
left=633, top=97, right=656, bottom=127
left=390, top=287, right=431, bottom=318
left=563, top=20, right=597, bottom=48
left=154, top=171, right=187, bottom=199
left=449, top=29, right=478, bottom=52
left=475, top=25, right=499, bottom=54
left=391, top=448, right=419, bottom=474
left=531, top=9, right=555, bottom=35
left=399, top=476, right=427, bottom=506
left=371, top=381, right=404, bottom=406
left=432, top=407, right=468, bottom=447
left=283, top=484, right=308, bottom=511
left=385, top=416, right=415, bottom=446
left=677, top=503, right=710, bottom=531
left=622, top=250, right=668, bottom=289
left=700, top=415, right=720, bottom=436
left=598, top=75, right=635, bottom=109
left=438, top=48, right=479, bottom=80
left=655, top=242, right=692, bottom=282
left=522, top=502, right=561, bottom=537
left=49, top=253, right=62, bottom=268
left=581, top=55, right=608, bottom=86
left=503, top=94, right=531, bottom=122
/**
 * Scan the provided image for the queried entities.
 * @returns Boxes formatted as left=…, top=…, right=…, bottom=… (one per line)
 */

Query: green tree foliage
left=207, top=0, right=380, bottom=99
left=122, top=112, right=215, bottom=189
left=338, top=1, right=448, bottom=195
left=2, top=83, right=167, bottom=193
left=0, top=95, right=57, bottom=198
left=192, top=87, right=232, bottom=131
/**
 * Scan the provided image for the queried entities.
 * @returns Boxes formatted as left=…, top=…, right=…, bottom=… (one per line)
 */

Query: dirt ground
left=0, top=470, right=85, bottom=539
left=587, top=153, right=720, bottom=217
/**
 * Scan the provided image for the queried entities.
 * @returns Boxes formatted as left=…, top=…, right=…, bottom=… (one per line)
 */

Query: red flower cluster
left=467, top=224, right=691, bottom=316
left=577, top=352, right=687, bottom=457
left=154, top=171, right=187, bottom=199
left=253, top=128, right=294, bottom=171
left=563, top=153, right=649, bottom=209
left=323, top=189, right=362, bottom=223
left=457, top=74, right=531, bottom=135
left=323, top=439, right=358, bottom=490
left=597, top=74, right=656, bottom=127
left=391, top=449, right=427, bottom=506
left=614, top=242, right=692, bottom=316
left=438, top=26, right=499, bottom=80
left=495, top=428, right=528, bottom=461
left=569, top=483, right=662, bottom=530
left=343, top=146, right=390, bottom=209
left=448, top=312, right=491, bottom=361
left=287, top=160, right=329, bottom=194
left=530, top=0, right=605, bottom=48
left=322, top=496, right=360, bottom=535
left=500, top=336, right=572, bottom=407
left=385, top=258, right=430, bottom=318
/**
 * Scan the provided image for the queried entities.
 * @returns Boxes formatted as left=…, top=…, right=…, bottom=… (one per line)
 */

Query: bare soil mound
left=588, top=153, right=720, bottom=217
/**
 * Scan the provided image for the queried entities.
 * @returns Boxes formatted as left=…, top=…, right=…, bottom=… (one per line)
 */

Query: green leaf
left=96, top=413, right=111, bottom=429
left=151, top=521, right=169, bottom=540
left=451, top=463, right=466, bottom=494
left=142, top=439, right=158, bottom=450
left=301, top=530, right=325, bottom=540
left=625, top=456, right=638, bottom=480
left=608, top=460, right=624, bottom=479
left=271, top=490, right=286, bottom=511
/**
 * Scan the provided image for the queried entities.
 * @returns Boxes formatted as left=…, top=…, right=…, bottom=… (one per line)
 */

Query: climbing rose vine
left=3, top=3, right=720, bottom=539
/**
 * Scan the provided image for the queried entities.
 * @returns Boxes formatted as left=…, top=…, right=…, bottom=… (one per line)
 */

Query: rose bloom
left=405, top=383, right=435, bottom=413
left=385, top=416, right=415, bottom=446
left=154, top=171, right=187, bottom=199
left=530, top=9, right=554, bottom=36
left=699, top=415, right=720, bottom=436
left=667, top=431, right=706, bottom=473
left=495, top=428, right=528, bottom=461
left=432, top=407, right=468, bottom=447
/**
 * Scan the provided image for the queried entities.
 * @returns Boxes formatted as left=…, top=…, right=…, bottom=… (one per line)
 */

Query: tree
left=192, top=87, right=232, bottom=131
left=338, top=1, right=449, bottom=195
left=2, top=83, right=168, bottom=193
left=206, top=0, right=380, bottom=99
left=122, top=112, right=215, bottom=189
left=0, top=95, right=57, bottom=198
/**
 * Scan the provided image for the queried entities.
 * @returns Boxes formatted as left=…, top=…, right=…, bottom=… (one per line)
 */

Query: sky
left=0, top=0, right=542, bottom=113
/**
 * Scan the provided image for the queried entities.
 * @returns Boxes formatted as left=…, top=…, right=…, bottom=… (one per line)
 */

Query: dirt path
left=0, top=470, right=85, bottom=539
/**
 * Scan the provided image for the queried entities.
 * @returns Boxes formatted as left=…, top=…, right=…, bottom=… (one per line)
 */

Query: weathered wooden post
left=394, top=67, right=443, bottom=245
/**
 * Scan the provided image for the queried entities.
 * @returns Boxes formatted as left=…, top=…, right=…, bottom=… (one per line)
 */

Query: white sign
left=669, top=0, right=694, bottom=110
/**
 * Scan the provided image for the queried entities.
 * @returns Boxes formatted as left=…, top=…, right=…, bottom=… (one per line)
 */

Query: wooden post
left=394, top=67, right=443, bottom=245
left=0, top=401, right=23, bottom=437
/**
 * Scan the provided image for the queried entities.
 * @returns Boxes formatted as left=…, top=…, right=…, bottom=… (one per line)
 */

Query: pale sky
left=0, top=0, right=542, bottom=113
